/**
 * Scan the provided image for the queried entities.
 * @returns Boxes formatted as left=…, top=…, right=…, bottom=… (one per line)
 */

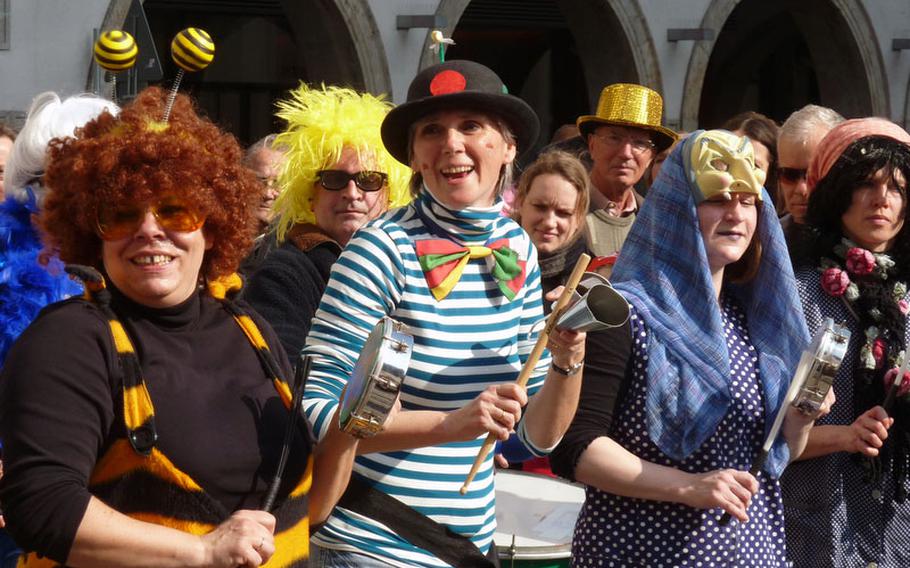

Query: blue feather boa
left=0, top=193, right=82, bottom=363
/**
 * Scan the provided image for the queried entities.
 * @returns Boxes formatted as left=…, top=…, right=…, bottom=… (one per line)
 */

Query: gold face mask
left=688, top=130, right=766, bottom=203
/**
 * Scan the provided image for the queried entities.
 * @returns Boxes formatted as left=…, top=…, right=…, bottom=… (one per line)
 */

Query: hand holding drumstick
left=460, top=254, right=590, bottom=494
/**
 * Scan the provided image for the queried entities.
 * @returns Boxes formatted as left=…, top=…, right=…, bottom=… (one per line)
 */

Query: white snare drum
left=494, top=470, right=585, bottom=567
left=792, top=318, right=850, bottom=414
left=339, top=317, right=412, bottom=438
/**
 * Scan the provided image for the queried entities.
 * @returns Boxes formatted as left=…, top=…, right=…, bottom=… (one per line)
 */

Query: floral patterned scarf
left=819, top=238, right=910, bottom=496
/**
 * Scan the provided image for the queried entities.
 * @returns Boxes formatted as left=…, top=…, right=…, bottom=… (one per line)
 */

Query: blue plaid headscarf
left=611, top=130, right=810, bottom=477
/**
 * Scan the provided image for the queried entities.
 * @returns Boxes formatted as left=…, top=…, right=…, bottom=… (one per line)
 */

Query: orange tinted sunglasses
left=96, top=197, right=205, bottom=240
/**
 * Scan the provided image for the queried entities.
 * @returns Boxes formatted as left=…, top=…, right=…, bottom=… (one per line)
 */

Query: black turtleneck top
left=537, top=240, right=633, bottom=480
left=0, top=287, right=308, bottom=563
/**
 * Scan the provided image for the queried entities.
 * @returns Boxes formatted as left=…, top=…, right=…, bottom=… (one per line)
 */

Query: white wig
left=5, top=92, right=119, bottom=203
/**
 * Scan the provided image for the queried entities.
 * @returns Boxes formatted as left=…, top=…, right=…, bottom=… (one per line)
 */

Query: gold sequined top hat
left=577, top=83, right=678, bottom=152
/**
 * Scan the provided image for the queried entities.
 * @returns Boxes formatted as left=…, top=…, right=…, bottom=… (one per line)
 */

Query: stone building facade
left=2, top=0, right=909, bottom=149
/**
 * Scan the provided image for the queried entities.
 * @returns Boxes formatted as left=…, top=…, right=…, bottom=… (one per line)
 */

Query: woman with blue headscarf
left=551, top=130, right=831, bottom=566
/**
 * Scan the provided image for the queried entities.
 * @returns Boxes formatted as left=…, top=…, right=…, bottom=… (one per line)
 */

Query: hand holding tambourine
left=339, top=317, right=412, bottom=438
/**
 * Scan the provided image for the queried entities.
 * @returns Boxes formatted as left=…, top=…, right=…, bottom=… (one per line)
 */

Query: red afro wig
left=41, top=86, right=259, bottom=281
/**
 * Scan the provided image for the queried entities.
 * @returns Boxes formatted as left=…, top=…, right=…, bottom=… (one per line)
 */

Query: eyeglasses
left=778, top=167, right=808, bottom=184
left=316, top=170, right=387, bottom=192
left=593, top=132, right=656, bottom=155
left=96, top=197, right=205, bottom=240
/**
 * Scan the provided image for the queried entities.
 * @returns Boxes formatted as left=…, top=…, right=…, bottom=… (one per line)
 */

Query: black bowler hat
left=381, top=60, right=540, bottom=165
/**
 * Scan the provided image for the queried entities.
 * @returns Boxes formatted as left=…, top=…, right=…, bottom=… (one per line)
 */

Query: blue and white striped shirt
left=302, top=189, right=550, bottom=567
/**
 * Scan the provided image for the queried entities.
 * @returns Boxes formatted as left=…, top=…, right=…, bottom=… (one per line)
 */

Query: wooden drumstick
left=459, top=253, right=591, bottom=495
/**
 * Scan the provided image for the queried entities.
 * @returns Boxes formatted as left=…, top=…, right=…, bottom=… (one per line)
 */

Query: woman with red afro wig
left=0, top=87, right=372, bottom=567
left=41, top=86, right=258, bottom=280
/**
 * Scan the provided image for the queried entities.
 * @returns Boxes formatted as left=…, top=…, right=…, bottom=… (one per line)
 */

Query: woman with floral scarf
left=783, top=118, right=910, bottom=568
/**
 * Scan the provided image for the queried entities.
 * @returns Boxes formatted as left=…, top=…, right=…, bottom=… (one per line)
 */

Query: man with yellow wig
left=245, top=84, right=411, bottom=357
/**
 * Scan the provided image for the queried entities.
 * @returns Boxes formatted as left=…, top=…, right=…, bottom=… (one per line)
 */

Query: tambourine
left=339, top=317, right=413, bottom=438
left=791, top=318, right=850, bottom=414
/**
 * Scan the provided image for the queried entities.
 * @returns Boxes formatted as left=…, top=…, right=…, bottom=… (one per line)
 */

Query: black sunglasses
left=778, top=167, right=808, bottom=184
left=316, top=170, right=387, bottom=192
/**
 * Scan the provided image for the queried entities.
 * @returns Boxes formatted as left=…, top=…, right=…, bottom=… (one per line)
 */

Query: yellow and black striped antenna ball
left=93, top=30, right=138, bottom=103
left=170, top=27, right=215, bottom=72
left=162, top=27, right=215, bottom=122
left=94, top=30, right=138, bottom=72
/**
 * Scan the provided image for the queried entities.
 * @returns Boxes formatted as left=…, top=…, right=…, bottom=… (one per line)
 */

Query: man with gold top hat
left=578, top=83, right=678, bottom=258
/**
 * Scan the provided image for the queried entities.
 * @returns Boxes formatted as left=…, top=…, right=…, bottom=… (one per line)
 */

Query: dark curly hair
left=40, top=86, right=260, bottom=281
left=796, top=136, right=910, bottom=279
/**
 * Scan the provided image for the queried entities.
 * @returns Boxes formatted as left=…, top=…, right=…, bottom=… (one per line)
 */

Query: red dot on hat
left=430, top=70, right=467, bottom=96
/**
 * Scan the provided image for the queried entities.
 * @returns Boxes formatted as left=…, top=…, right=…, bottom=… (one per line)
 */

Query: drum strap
left=338, top=476, right=498, bottom=568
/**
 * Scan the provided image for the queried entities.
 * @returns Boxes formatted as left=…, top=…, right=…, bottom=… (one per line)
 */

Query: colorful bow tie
left=416, top=239, right=526, bottom=301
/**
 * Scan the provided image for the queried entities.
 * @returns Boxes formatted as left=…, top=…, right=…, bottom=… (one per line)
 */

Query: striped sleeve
left=512, top=238, right=554, bottom=457
left=302, top=220, right=406, bottom=441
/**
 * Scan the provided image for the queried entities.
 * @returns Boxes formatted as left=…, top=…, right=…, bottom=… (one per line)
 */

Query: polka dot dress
left=781, top=268, right=910, bottom=568
left=571, top=300, right=788, bottom=567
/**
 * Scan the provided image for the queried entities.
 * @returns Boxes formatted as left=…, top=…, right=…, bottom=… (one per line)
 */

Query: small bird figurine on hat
left=428, top=30, right=455, bottom=63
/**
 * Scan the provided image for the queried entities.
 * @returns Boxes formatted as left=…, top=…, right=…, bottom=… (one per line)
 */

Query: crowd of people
left=0, top=47, right=909, bottom=568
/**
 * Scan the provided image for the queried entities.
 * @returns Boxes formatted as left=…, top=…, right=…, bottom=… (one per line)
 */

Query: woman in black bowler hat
left=300, top=60, right=587, bottom=567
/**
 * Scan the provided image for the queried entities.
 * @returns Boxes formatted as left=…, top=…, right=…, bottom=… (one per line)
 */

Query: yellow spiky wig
left=272, top=83, right=412, bottom=243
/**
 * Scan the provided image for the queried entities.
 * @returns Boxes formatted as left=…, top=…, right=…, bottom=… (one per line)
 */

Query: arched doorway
left=110, top=0, right=386, bottom=146
left=684, top=0, right=886, bottom=130
left=428, top=0, right=658, bottom=155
